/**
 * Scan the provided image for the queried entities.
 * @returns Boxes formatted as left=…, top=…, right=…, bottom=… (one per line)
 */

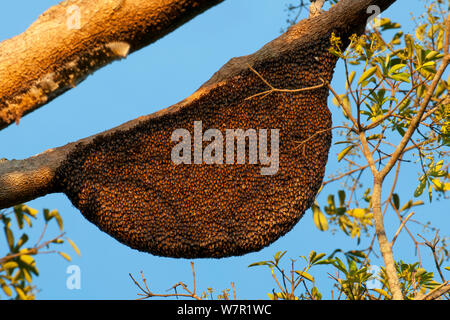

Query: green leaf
left=295, top=271, right=314, bottom=282
left=311, top=286, right=322, bottom=300
left=392, top=194, right=400, bottom=210
left=22, top=215, right=33, bottom=228
left=337, top=145, right=356, bottom=162
left=414, top=178, right=427, bottom=197
left=66, top=238, right=81, bottom=257
left=23, top=205, right=38, bottom=217
left=22, top=268, right=32, bottom=283
left=44, top=209, right=64, bottom=231
left=19, top=254, right=35, bottom=266
left=346, top=71, right=356, bottom=90
left=338, top=190, right=346, bottom=207
left=274, top=251, right=286, bottom=265
left=371, top=288, right=391, bottom=299
left=358, top=66, right=377, bottom=85
left=333, top=258, right=348, bottom=274
left=14, top=210, right=24, bottom=229
left=1, top=284, right=12, bottom=297
left=389, top=63, right=406, bottom=74
left=346, top=250, right=367, bottom=259
left=267, top=293, right=277, bottom=300
left=2, top=261, right=18, bottom=270
left=313, top=259, right=335, bottom=265
left=248, top=261, right=271, bottom=268
left=428, top=182, right=433, bottom=202
left=308, top=251, right=317, bottom=264
left=415, top=24, right=427, bottom=42
left=52, top=211, right=64, bottom=231
left=347, top=208, right=366, bottom=219
left=58, top=252, right=71, bottom=262
left=425, top=50, right=440, bottom=61
left=400, top=200, right=424, bottom=212
left=4, top=227, right=14, bottom=250
left=390, top=72, right=410, bottom=83
left=15, top=287, right=27, bottom=300
left=311, top=253, right=326, bottom=265
left=405, top=34, right=415, bottom=58
left=312, top=203, right=329, bottom=231
left=15, top=234, right=29, bottom=250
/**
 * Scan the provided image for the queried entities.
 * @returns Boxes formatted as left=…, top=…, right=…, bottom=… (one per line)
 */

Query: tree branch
left=0, top=0, right=225, bottom=130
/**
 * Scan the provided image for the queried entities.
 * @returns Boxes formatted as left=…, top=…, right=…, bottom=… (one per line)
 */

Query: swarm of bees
left=54, top=36, right=337, bottom=258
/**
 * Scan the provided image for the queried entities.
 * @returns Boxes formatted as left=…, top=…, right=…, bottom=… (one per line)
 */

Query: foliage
left=275, top=0, right=449, bottom=300
left=249, top=250, right=448, bottom=300
left=0, top=204, right=80, bottom=300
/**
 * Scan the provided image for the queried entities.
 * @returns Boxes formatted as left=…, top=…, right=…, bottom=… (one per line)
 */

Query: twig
left=322, top=139, right=432, bottom=186
left=294, top=126, right=348, bottom=153
left=390, top=198, right=423, bottom=266
left=245, top=64, right=326, bottom=100
left=231, top=282, right=237, bottom=300
left=418, top=232, right=447, bottom=283
left=129, top=263, right=201, bottom=300
left=391, top=211, right=415, bottom=246
left=191, top=261, right=196, bottom=296
left=0, top=232, right=65, bottom=264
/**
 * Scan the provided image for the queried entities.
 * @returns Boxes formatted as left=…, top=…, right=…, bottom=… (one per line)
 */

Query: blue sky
left=0, top=0, right=448, bottom=300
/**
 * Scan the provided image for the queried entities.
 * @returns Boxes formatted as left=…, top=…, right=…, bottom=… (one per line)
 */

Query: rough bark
left=0, top=0, right=224, bottom=130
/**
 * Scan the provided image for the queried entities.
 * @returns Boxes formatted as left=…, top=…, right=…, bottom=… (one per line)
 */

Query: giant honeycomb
left=53, top=34, right=340, bottom=258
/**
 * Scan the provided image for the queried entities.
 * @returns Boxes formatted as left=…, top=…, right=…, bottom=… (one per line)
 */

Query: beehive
left=54, top=34, right=339, bottom=258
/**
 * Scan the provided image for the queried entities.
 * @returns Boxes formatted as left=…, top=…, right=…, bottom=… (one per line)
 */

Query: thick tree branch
left=0, top=0, right=224, bottom=130
left=0, top=0, right=397, bottom=208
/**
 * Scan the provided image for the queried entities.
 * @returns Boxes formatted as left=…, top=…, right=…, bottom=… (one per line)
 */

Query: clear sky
left=0, top=0, right=448, bottom=300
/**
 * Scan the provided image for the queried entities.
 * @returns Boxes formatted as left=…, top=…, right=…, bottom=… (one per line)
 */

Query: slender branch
left=294, top=126, right=349, bottom=154
left=231, top=282, right=237, bottom=300
left=129, top=264, right=202, bottom=300
left=245, top=65, right=326, bottom=101
left=322, top=139, right=431, bottom=186
left=191, top=261, right=197, bottom=296
left=391, top=211, right=415, bottom=245
left=0, top=232, right=65, bottom=264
